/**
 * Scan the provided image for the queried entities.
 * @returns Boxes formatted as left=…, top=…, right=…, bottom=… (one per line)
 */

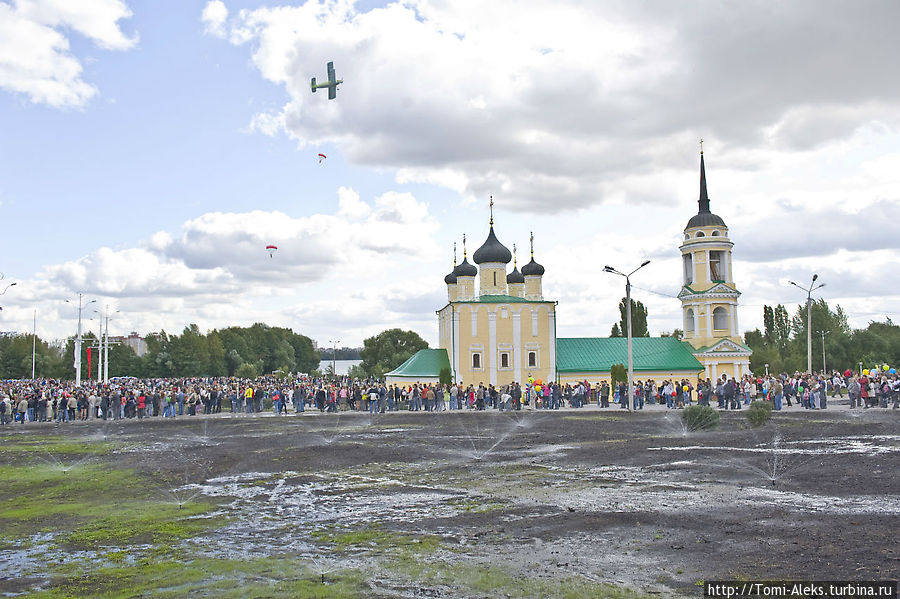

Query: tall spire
left=698, top=147, right=710, bottom=214
left=462, top=234, right=467, bottom=258
left=489, top=195, right=494, bottom=226
left=513, top=243, right=517, bottom=268
left=453, top=242, right=457, bottom=266
left=529, top=231, right=534, bottom=258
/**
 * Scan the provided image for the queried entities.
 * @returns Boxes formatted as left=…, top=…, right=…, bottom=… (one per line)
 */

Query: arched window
left=683, top=254, right=693, bottom=285
left=695, top=231, right=705, bottom=238
left=472, top=353, right=481, bottom=369
left=684, top=233, right=691, bottom=240
left=713, top=307, right=729, bottom=331
left=685, top=308, right=695, bottom=333
left=711, top=230, right=720, bottom=236
left=527, top=351, right=537, bottom=367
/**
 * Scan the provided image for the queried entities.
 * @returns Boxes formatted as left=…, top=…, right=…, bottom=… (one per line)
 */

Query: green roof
left=556, top=337, right=704, bottom=373
left=386, top=349, right=450, bottom=378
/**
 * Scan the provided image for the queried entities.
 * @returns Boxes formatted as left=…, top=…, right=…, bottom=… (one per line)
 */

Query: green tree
left=609, top=363, right=627, bottom=386
left=610, top=323, right=622, bottom=337
left=360, top=328, right=429, bottom=378
left=617, top=297, right=649, bottom=337
left=234, top=362, right=259, bottom=378
left=661, top=329, right=684, bottom=340
left=439, top=367, right=452, bottom=386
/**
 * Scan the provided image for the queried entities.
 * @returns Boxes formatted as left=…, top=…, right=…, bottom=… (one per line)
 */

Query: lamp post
left=31, top=309, right=36, bottom=380
left=103, top=307, right=120, bottom=383
left=66, top=294, right=96, bottom=387
left=0, top=275, right=15, bottom=311
left=329, top=339, right=340, bottom=379
left=815, top=330, right=829, bottom=374
left=789, top=274, right=825, bottom=374
left=765, top=363, right=769, bottom=377
left=603, top=260, right=651, bottom=411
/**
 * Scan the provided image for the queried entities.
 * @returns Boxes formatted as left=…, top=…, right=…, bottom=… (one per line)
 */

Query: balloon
left=890, top=368, right=897, bottom=375
left=863, top=369, right=869, bottom=376
left=883, top=364, right=889, bottom=371
left=672, top=391, right=677, bottom=397
left=682, top=385, right=688, bottom=392
left=536, top=378, right=543, bottom=385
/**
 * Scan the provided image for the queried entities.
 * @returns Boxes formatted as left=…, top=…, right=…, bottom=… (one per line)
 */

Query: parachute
left=317, top=153, right=327, bottom=164
left=266, top=245, right=278, bottom=258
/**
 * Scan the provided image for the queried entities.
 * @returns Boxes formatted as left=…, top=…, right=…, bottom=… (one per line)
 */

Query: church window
left=683, top=254, right=693, bottom=285
left=695, top=231, right=705, bottom=238
left=527, top=351, right=537, bottom=367
left=713, top=307, right=729, bottom=331
left=711, top=230, right=720, bottom=236
left=709, top=251, right=724, bottom=281
left=500, top=352, right=510, bottom=369
left=493, top=272, right=497, bottom=286
left=472, top=352, right=482, bottom=369
left=685, top=308, right=695, bottom=333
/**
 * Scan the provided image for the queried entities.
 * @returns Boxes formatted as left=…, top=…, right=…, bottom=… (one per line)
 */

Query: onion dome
left=686, top=152, right=726, bottom=229
left=521, top=231, right=544, bottom=275
left=507, top=267, right=525, bottom=284
left=454, top=257, right=477, bottom=277
left=472, top=226, right=512, bottom=264
left=521, top=258, right=544, bottom=276
left=444, top=271, right=457, bottom=284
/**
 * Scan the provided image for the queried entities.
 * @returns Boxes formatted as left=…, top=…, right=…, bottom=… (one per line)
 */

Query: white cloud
left=209, top=0, right=900, bottom=213
left=201, top=0, right=228, bottom=38
left=0, top=0, right=136, bottom=108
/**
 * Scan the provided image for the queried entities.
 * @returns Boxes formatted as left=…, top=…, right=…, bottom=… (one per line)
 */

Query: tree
left=609, top=363, right=627, bottom=386
left=617, top=297, right=649, bottom=338
left=439, top=367, right=452, bottom=386
left=234, top=362, right=259, bottom=378
left=661, top=329, right=684, bottom=340
left=610, top=323, right=622, bottom=337
left=360, top=328, right=429, bottom=378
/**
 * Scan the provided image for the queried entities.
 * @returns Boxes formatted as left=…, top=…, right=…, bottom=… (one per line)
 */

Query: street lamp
left=0, top=274, right=16, bottom=311
left=815, top=330, right=829, bottom=374
left=603, top=260, right=651, bottom=411
left=328, top=339, right=340, bottom=379
left=789, top=274, right=825, bottom=374
left=66, top=294, right=96, bottom=387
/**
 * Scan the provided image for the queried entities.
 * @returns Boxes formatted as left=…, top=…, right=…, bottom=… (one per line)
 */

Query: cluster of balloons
left=861, top=364, right=896, bottom=376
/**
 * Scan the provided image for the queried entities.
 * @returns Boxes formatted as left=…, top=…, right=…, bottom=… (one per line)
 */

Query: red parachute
left=317, top=153, right=326, bottom=164
left=265, top=245, right=278, bottom=258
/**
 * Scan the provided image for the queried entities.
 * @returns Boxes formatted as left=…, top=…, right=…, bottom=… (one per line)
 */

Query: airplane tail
left=310, top=77, right=317, bottom=92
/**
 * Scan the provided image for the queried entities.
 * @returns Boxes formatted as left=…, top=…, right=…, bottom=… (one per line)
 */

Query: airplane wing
left=328, top=85, right=337, bottom=100
left=327, top=62, right=335, bottom=83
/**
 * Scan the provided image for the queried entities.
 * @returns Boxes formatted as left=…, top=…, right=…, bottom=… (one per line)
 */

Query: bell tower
left=678, top=146, right=751, bottom=381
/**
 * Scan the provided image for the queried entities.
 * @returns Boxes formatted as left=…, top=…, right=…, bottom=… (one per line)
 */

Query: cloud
left=207, top=0, right=900, bottom=213
left=0, top=0, right=137, bottom=108
left=0, top=188, right=441, bottom=341
left=201, top=0, right=228, bottom=38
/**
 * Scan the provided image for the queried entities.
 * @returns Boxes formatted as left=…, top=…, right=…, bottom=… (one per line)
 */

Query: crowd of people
left=1, top=368, right=898, bottom=425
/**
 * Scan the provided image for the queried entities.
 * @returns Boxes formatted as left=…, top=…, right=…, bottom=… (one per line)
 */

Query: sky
left=1, top=0, right=899, bottom=349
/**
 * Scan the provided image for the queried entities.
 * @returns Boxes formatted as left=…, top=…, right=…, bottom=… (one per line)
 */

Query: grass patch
left=312, top=523, right=441, bottom=555
left=30, top=557, right=368, bottom=599
left=0, top=434, right=119, bottom=456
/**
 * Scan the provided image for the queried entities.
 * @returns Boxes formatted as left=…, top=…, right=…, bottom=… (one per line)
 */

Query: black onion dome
left=444, top=270, right=457, bottom=284
left=472, top=226, right=512, bottom=264
left=507, top=267, right=525, bottom=284
left=521, top=258, right=544, bottom=276
left=687, top=152, right=727, bottom=230
left=454, top=257, right=477, bottom=277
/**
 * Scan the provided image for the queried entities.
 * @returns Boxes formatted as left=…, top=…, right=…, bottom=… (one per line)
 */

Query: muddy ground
left=1, top=404, right=898, bottom=597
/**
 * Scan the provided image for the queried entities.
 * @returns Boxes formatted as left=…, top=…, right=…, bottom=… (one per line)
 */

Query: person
left=847, top=375, right=860, bottom=409
left=17, top=395, right=28, bottom=424
left=599, top=381, right=610, bottom=408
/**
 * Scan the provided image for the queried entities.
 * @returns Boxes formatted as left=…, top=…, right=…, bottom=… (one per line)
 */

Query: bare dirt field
left=1, top=404, right=898, bottom=598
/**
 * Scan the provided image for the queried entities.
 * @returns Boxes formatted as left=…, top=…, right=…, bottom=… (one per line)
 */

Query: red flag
left=87, top=347, right=92, bottom=378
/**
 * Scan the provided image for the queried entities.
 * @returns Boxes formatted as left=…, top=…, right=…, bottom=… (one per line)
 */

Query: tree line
left=744, top=300, right=900, bottom=374
left=0, top=323, right=319, bottom=380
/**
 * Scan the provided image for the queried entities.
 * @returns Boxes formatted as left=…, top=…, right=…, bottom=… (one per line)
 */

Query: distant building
left=124, top=332, right=148, bottom=357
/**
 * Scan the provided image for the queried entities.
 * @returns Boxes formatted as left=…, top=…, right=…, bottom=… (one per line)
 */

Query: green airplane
left=310, top=61, right=342, bottom=99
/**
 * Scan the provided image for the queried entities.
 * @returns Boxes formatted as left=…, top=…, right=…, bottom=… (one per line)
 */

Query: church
left=386, top=152, right=751, bottom=386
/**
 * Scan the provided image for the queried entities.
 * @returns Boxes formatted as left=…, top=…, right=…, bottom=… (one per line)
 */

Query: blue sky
left=1, top=0, right=899, bottom=348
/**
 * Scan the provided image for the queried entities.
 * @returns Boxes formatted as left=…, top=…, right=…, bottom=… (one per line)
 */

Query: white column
left=731, top=302, right=737, bottom=336
left=705, top=306, right=713, bottom=337
left=733, top=300, right=740, bottom=335
left=548, top=310, right=557, bottom=381
left=488, top=311, right=498, bottom=386
left=711, top=362, right=718, bottom=382
left=471, top=308, right=478, bottom=337
left=453, top=310, right=461, bottom=382
left=532, top=310, right=539, bottom=337
left=512, top=311, right=522, bottom=384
